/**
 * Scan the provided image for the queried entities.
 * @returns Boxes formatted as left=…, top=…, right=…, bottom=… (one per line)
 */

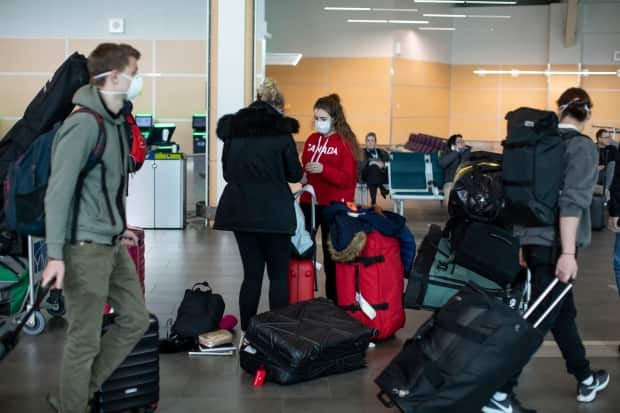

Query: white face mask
left=93, top=71, right=143, bottom=100
left=315, top=119, right=332, bottom=135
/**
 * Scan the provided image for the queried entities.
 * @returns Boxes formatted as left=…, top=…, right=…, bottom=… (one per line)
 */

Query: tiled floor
left=1, top=199, right=619, bottom=413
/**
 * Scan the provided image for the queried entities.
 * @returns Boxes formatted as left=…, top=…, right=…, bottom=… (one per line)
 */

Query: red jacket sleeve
left=320, top=142, right=357, bottom=189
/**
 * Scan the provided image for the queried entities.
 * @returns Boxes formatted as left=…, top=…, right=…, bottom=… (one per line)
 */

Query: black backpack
left=171, top=282, right=225, bottom=338
left=0, top=53, right=89, bottom=223
left=502, top=108, right=568, bottom=226
left=448, top=151, right=504, bottom=224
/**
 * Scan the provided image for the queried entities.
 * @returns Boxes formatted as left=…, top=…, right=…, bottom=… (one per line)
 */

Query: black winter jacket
left=213, top=101, right=304, bottom=234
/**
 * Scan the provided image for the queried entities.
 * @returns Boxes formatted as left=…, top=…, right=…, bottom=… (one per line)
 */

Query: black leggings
left=501, top=245, right=591, bottom=392
left=301, top=203, right=337, bottom=302
left=234, top=231, right=291, bottom=331
left=362, top=164, right=388, bottom=205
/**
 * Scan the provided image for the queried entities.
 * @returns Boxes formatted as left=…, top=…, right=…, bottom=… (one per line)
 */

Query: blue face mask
left=315, top=119, right=331, bottom=135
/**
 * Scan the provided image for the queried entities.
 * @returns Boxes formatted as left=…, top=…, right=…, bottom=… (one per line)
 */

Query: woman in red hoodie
left=301, top=94, right=359, bottom=301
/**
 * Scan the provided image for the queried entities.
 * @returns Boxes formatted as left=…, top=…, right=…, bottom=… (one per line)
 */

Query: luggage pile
left=324, top=202, right=415, bottom=340
left=405, top=150, right=529, bottom=313
left=376, top=110, right=586, bottom=412
left=376, top=279, right=572, bottom=413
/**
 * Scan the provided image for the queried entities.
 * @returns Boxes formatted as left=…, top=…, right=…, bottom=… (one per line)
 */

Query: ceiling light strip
left=347, top=19, right=388, bottom=23
left=423, top=14, right=467, bottom=18
left=468, top=15, right=512, bottom=19
left=388, top=20, right=429, bottom=24
left=372, top=8, right=419, bottom=12
left=474, top=69, right=620, bottom=77
left=266, top=53, right=303, bottom=66
left=466, top=1, right=517, bottom=4
left=414, top=0, right=465, bottom=3
left=324, top=7, right=371, bottom=11
left=419, top=27, right=457, bottom=31
left=415, top=0, right=516, bottom=3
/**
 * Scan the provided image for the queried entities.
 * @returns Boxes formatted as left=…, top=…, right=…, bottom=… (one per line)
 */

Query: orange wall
left=267, top=57, right=450, bottom=146
left=0, top=38, right=207, bottom=153
left=392, top=58, right=451, bottom=144
left=268, top=60, right=620, bottom=145
left=267, top=58, right=392, bottom=145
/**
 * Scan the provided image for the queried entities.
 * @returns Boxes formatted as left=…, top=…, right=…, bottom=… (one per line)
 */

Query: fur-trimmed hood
left=216, top=100, right=299, bottom=141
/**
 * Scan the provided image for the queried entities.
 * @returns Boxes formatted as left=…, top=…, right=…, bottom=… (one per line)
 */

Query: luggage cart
left=21, top=236, right=65, bottom=335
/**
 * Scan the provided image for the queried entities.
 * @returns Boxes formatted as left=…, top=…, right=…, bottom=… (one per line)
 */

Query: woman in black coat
left=214, top=79, right=303, bottom=331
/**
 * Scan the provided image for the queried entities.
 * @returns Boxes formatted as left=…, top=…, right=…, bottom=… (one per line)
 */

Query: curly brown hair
left=314, top=94, right=360, bottom=160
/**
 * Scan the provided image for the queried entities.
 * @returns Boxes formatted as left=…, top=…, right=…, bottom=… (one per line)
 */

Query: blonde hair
left=257, top=78, right=284, bottom=111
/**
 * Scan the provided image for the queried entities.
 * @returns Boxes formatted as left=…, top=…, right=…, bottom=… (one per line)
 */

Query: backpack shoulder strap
left=68, top=107, right=115, bottom=244
left=72, top=107, right=107, bottom=169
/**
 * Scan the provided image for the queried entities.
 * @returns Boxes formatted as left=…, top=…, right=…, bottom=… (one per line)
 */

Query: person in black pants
left=214, top=79, right=303, bottom=331
left=361, top=132, right=390, bottom=206
left=482, top=88, right=609, bottom=413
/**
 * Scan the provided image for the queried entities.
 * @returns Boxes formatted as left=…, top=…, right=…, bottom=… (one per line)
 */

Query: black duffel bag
left=375, top=280, right=570, bottom=413
left=448, top=151, right=504, bottom=224
left=171, top=282, right=225, bottom=338
left=447, top=219, right=521, bottom=288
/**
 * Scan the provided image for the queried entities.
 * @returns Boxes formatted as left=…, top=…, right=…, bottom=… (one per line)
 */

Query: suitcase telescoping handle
left=294, top=185, right=319, bottom=292
left=523, top=278, right=573, bottom=329
left=294, top=185, right=317, bottom=231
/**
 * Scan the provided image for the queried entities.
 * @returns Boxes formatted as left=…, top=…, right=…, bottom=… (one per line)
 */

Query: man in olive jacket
left=42, top=43, right=149, bottom=413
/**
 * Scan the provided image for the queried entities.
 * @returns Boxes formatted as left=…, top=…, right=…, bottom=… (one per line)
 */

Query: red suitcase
left=289, top=185, right=318, bottom=305
left=289, top=259, right=315, bottom=304
left=127, top=225, right=146, bottom=295
left=104, top=226, right=145, bottom=314
left=335, top=231, right=405, bottom=341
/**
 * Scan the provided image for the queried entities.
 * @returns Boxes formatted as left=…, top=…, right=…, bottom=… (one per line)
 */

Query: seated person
left=596, top=129, right=617, bottom=198
left=361, top=132, right=390, bottom=206
left=439, top=134, right=471, bottom=196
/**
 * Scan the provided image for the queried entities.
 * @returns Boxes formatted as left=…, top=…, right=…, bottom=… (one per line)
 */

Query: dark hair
left=366, top=132, right=377, bottom=140
left=314, top=94, right=360, bottom=160
left=556, top=87, right=593, bottom=123
left=447, top=134, right=462, bottom=148
left=596, top=129, right=610, bottom=141
left=88, top=43, right=131, bottom=86
left=119, top=43, right=141, bottom=60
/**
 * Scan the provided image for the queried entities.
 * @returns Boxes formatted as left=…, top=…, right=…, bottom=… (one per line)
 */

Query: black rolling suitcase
left=93, top=313, right=160, bottom=413
left=240, top=298, right=375, bottom=385
left=591, top=193, right=605, bottom=231
left=376, top=279, right=572, bottom=413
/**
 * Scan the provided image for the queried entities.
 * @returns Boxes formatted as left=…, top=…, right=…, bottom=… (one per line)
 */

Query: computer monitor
left=192, top=114, right=207, bottom=131
left=135, top=114, right=153, bottom=129
left=147, top=123, right=176, bottom=145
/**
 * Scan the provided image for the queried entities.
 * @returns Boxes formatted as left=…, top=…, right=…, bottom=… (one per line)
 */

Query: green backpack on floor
left=404, top=225, right=501, bottom=311
left=0, top=256, right=29, bottom=316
